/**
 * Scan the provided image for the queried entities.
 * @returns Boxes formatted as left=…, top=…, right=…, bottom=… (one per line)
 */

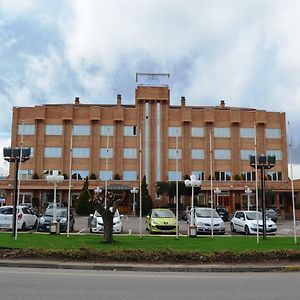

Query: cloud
left=1, top=0, right=300, bottom=179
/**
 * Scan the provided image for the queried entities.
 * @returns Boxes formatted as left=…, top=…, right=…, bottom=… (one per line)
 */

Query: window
left=266, top=128, right=281, bottom=139
left=123, top=148, right=137, bottom=159
left=240, top=128, right=255, bottom=138
left=267, top=172, right=282, bottom=181
left=99, top=171, right=113, bottom=180
left=192, top=171, right=205, bottom=180
left=168, top=127, right=181, bottom=137
left=123, top=171, right=137, bottom=181
left=214, top=127, right=230, bottom=138
left=45, top=125, right=62, bottom=135
left=124, top=126, right=137, bottom=136
left=99, top=148, right=113, bottom=158
left=192, top=149, right=204, bottom=159
left=191, top=127, right=204, bottom=137
left=215, top=171, right=231, bottom=181
left=72, top=148, right=90, bottom=158
left=73, top=125, right=90, bottom=136
left=44, top=147, right=62, bottom=158
left=18, top=169, right=33, bottom=180
left=168, top=149, right=182, bottom=159
left=168, top=171, right=182, bottom=181
left=241, top=171, right=256, bottom=181
left=18, top=124, right=35, bottom=135
left=100, top=125, right=114, bottom=136
left=72, top=170, right=89, bottom=180
left=267, top=150, right=282, bottom=161
left=214, top=149, right=231, bottom=160
left=240, top=150, right=255, bottom=160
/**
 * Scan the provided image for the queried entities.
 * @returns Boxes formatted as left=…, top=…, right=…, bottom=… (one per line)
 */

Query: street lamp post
left=214, top=188, right=221, bottom=206
left=245, top=187, right=252, bottom=211
left=250, top=154, right=276, bottom=239
left=130, top=187, right=138, bottom=214
left=3, top=147, right=31, bottom=238
left=47, top=170, right=64, bottom=234
left=184, top=175, right=201, bottom=236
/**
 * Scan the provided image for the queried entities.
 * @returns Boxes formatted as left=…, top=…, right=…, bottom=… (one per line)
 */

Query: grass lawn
left=0, top=232, right=300, bottom=253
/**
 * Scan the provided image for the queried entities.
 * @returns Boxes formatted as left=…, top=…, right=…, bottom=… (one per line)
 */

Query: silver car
left=0, top=205, right=38, bottom=230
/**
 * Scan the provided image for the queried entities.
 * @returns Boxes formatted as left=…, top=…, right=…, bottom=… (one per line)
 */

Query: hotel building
left=0, top=74, right=296, bottom=217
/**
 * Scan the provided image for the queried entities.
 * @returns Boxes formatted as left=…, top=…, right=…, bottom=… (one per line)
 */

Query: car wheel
left=245, top=225, right=250, bottom=235
left=230, top=223, right=236, bottom=232
left=33, top=220, right=38, bottom=230
left=21, top=222, right=26, bottom=231
left=89, top=227, right=93, bottom=233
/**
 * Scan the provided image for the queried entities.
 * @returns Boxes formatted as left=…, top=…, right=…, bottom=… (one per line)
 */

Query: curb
left=1, top=260, right=300, bottom=272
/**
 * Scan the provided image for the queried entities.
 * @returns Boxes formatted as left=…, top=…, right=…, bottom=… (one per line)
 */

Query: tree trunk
left=101, top=210, right=114, bottom=243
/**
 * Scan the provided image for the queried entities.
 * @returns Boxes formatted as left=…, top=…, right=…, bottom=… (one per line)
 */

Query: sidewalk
left=1, top=259, right=300, bottom=272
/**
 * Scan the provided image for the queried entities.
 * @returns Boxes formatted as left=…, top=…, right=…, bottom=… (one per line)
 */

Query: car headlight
left=60, top=218, right=67, bottom=223
left=197, top=221, right=204, bottom=227
left=220, top=222, right=225, bottom=228
left=40, top=217, right=45, bottom=223
left=252, top=223, right=258, bottom=227
left=151, top=220, right=157, bottom=225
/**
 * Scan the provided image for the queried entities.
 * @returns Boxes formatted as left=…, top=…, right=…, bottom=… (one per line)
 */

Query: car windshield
left=245, top=211, right=262, bottom=220
left=94, top=209, right=119, bottom=217
left=152, top=210, right=174, bottom=218
left=0, top=207, right=13, bottom=215
left=44, top=209, right=67, bottom=217
left=195, top=209, right=219, bottom=218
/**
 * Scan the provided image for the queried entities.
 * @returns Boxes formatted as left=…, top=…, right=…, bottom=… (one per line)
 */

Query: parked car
left=188, top=207, right=225, bottom=235
left=46, top=202, right=65, bottom=210
left=89, top=208, right=123, bottom=233
left=230, top=210, right=277, bottom=235
left=22, top=202, right=40, bottom=216
left=215, top=205, right=229, bottom=221
left=181, top=206, right=191, bottom=221
left=266, top=208, right=278, bottom=223
left=146, top=208, right=177, bottom=234
left=0, top=205, right=38, bottom=230
left=37, top=208, right=74, bottom=232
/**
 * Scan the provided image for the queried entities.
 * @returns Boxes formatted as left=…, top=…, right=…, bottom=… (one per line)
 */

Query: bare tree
left=91, top=192, right=122, bottom=243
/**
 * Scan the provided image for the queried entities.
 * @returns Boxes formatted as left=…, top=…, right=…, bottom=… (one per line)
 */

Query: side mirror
left=120, top=214, right=124, bottom=219
left=241, top=217, right=245, bottom=221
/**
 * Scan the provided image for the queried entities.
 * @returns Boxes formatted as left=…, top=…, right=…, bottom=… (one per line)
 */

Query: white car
left=188, top=207, right=225, bottom=235
left=0, top=205, right=38, bottom=230
left=230, top=210, right=277, bottom=235
left=90, top=208, right=123, bottom=233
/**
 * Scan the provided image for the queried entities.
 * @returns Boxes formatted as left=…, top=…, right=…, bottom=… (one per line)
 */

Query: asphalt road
left=0, top=267, right=299, bottom=300
left=74, top=215, right=300, bottom=236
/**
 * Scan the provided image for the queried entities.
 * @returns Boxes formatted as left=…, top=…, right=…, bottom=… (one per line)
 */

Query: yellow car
left=146, top=208, right=177, bottom=234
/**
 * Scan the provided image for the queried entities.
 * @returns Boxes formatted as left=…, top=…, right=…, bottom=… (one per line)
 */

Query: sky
left=1, top=0, right=300, bottom=178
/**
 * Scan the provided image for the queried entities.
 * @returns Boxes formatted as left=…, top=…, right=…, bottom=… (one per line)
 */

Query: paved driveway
left=74, top=215, right=300, bottom=236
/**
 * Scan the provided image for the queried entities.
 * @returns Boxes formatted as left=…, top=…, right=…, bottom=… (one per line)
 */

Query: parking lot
left=74, top=215, right=300, bottom=236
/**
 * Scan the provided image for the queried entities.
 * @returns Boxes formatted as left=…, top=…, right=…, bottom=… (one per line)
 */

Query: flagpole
left=175, top=129, right=179, bottom=239
left=139, top=129, right=142, bottom=239
left=104, top=127, right=109, bottom=209
left=210, top=130, right=213, bottom=238
left=288, top=121, right=297, bottom=244
left=67, top=125, right=73, bottom=237
left=15, top=120, right=24, bottom=241
left=254, top=123, right=259, bottom=244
